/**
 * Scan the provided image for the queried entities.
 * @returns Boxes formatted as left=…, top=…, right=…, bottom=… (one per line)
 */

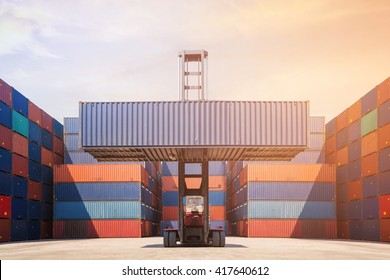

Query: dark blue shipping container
left=233, top=177, right=240, bottom=193
left=28, top=200, right=41, bottom=220
left=0, top=147, right=12, bottom=173
left=363, top=219, right=380, bottom=241
left=349, top=220, right=363, bottom=240
left=209, top=161, right=226, bottom=175
left=247, top=182, right=335, bottom=201
left=336, top=183, right=348, bottom=202
left=348, top=139, right=361, bottom=163
left=148, top=176, right=156, bottom=193
left=210, top=220, right=227, bottom=234
left=28, top=220, right=41, bottom=240
left=348, top=120, right=361, bottom=144
left=41, top=184, right=53, bottom=203
left=12, top=88, right=28, bottom=117
left=53, top=119, right=64, bottom=140
left=41, top=129, right=53, bottom=150
left=161, top=220, right=178, bottom=234
left=28, top=160, right=41, bottom=182
left=162, top=162, right=178, bottom=176
left=379, top=170, right=390, bottom=195
left=325, top=118, right=336, bottom=139
left=185, top=163, right=202, bottom=175
left=0, top=171, right=11, bottom=195
left=209, top=191, right=225, bottom=206
left=54, top=182, right=142, bottom=201
left=41, top=202, right=52, bottom=220
left=363, top=175, right=378, bottom=198
left=361, top=88, right=377, bottom=116
left=378, top=99, right=390, bottom=128
left=12, top=176, right=28, bottom=198
left=337, top=202, right=349, bottom=220
left=162, top=191, right=178, bottom=206
left=379, top=146, right=390, bottom=173
left=336, top=165, right=348, bottom=184
left=362, top=197, right=379, bottom=219
left=11, top=197, right=28, bottom=219
left=29, top=121, right=41, bottom=144
left=11, top=219, right=28, bottom=241
left=0, top=101, right=12, bottom=128
left=348, top=200, right=362, bottom=220
left=28, top=141, right=41, bottom=163
left=141, top=187, right=153, bottom=206
left=41, top=165, right=53, bottom=185
left=348, top=159, right=361, bottom=181
left=336, top=128, right=348, bottom=150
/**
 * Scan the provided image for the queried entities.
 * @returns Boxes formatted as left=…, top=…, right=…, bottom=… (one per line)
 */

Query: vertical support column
left=178, top=161, right=185, bottom=244
left=202, top=160, right=209, bottom=244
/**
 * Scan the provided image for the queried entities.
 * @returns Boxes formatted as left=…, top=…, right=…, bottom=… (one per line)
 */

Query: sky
left=1, top=0, right=390, bottom=123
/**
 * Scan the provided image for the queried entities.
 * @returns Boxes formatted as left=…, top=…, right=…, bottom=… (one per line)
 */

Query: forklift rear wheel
left=219, top=231, right=226, bottom=247
left=212, top=231, right=220, bottom=247
left=168, top=231, right=176, bottom=247
left=163, top=231, right=169, bottom=247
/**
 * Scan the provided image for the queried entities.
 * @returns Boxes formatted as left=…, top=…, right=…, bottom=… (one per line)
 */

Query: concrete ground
left=0, top=237, right=389, bottom=260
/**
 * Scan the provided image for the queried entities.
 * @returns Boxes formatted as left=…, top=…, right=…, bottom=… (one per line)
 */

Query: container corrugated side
left=54, top=201, right=141, bottom=219
left=12, top=153, right=28, bottom=178
left=378, top=123, right=390, bottom=150
left=348, top=180, right=362, bottom=201
left=336, top=128, right=348, bottom=150
left=325, top=118, right=336, bottom=139
left=0, top=79, right=12, bottom=107
left=40, top=220, right=53, bottom=239
left=347, top=100, right=361, bottom=125
left=337, top=220, right=349, bottom=239
left=12, top=88, right=28, bottom=117
left=349, top=220, right=363, bottom=240
left=64, top=117, right=80, bottom=134
left=12, top=110, right=29, bottom=138
left=0, top=102, right=12, bottom=129
left=362, top=175, right=378, bottom=198
left=11, top=219, right=28, bottom=241
left=361, top=109, right=377, bottom=137
left=28, top=101, right=41, bottom=126
left=348, top=119, right=361, bottom=144
left=64, top=134, right=79, bottom=151
left=380, top=219, right=390, bottom=242
left=309, top=116, right=325, bottom=133
left=88, top=220, right=143, bottom=237
left=362, top=197, right=379, bottom=219
left=361, top=88, right=377, bottom=116
left=348, top=159, right=361, bottom=181
left=248, top=200, right=335, bottom=219
left=379, top=171, right=390, bottom=195
left=348, top=139, right=361, bottom=163
left=377, top=77, right=390, bottom=105
left=361, top=153, right=378, bottom=177
left=0, top=219, right=11, bottom=242
left=379, top=146, right=390, bottom=173
left=363, top=219, right=380, bottom=241
left=0, top=171, right=12, bottom=195
left=361, top=131, right=378, bottom=157
left=0, top=125, right=12, bottom=151
left=336, top=110, right=348, bottom=133
left=80, top=101, right=309, bottom=147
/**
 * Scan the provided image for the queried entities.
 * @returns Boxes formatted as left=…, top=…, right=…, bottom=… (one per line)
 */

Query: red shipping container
left=247, top=219, right=300, bottom=238
left=53, top=220, right=64, bottom=239
left=361, top=131, right=378, bottom=157
left=162, top=176, right=178, bottom=192
left=380, top=219, right=390, bottom=242
left=88, top=220, right=142, bottom=238
left=12, top=132, right=28, bottom=158
left=41, top=147, right=53, bottom=167
left=53, top=136, right=64, bottom=156
left=378, top=123, right=390, bottom=150
left=337, top=220, right=350, bottom=239
left=41, top=111, right=53, bottom=133
left=325, top=135, right=336, bottom=155
left=336, top=146, right=348, bottom=167
left=28, top=101, right=42, bottom=125
left=12, top=153, right=28, bottom=178
left=40, top=220, right=53, bottom=239
left=0, top=79, right=12, bottom=107
left=361, top=153, right=378, bottom=177
left=336, top=109, right=348, bottom=133
left=377, top=77, right=390, bottom=105
left=141, top=220, right=152, bottom=237
left=163, top=206, right=179, bottom=220
left=0, top=219, right=11, bottom=242
left=348, top=100, right=361, bottom=125
left=298, top=220, right=337, bottom=239
left=210, top=206, right=226, bottom=220
left=0, top=195, right=11, bottom=218
left=379, top=194, right=390, bottom=218
left=325, top=152, right=336, bottom=164
left=28, top=180, right=42, bottom=201
left=53, top=153, right=64, bottom=165
left=348, top=179, right=362, bottom=201
left=0, top=125, right=12, bottom=151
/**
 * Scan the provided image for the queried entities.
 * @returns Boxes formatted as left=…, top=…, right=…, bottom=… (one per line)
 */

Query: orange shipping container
left=162, top=176, right=178, bottom=192
left=241, top=164, right=336, bottom=183
left=336, top=146, right=348, bottom=167
left=378, top=123, right=390, bottom=150
left=210, top=206, right=226, bottom=220
left=380, top=219, right=390, bottom=242
left=54, top=164, right=147, bottom=183
left=361, top=153, right=378, bottom=177
left=41, top=147, right=53, bottom=167
left=337, top=220, right=349, bottom=239
left=379, top=195, right=390, bottom=219
left=162, top=176, right=226, bottom=192
left=377, top=77, right=390, bottom=105
left=361, top=131, right=378, bottom=157
left=325, top=152, right=336, bottom=164
left=163, top=206, right=179, bottom=220
left=325, top=135, right=337, bottom=155
left=336, top=110, right=348, bottom=133
left=348, top=179, right=362, bottom=201
left=209, top=176, right=226, bottom=191
left=347, top=100, right=361, bottom=124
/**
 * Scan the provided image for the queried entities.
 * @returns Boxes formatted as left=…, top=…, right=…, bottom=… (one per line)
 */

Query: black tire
left=212, top=231, right=220, bottom=247
left=219, top=231, right=226, bottom=247
left=163, top=231, right=170, bottom=247
left=168, top=231, right=176, bottom=247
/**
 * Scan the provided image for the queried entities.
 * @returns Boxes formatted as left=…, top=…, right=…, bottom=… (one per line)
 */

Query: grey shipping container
left=310, top=116, right=325, bottom=133
left=64, top=117, right=79, bottom=134
left=80, top=101, right=309, bottom=162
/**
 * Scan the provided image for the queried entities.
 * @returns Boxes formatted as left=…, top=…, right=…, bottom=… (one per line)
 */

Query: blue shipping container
left=378, top=99, right=390, bottom=128
left=348, top=120, right=361, bottom=144
left=41, top=129, right=53, bottom=150
left=361, top=88, right=377, bottom=116
left=162, top=191, right=178, bottom=206
left=348, top=159, right=361, bottom=181
left=379, top=146, right=390, bottom=173
left=64, top=134, right=79, bottom=151
left=362, top=175, right=378, bottom=198
left=0, top=147, right=12, bottom=173
left=54, top=182, right=142, bottom=201
left=28, top=141, right=41, bottom=163
left=41, top=184, right=53, bottom=203
left=348, top=139, right=361, bottom=163
left=210, top=220, right=228, bottom=234
left=53, top=119, right=64, bottom=140
left=348, top=200, right=362, bottom=220
left=64, top=117, right=79, bottom=134
left=41, top=202, right=52, bottom=220
left=11, top=197, right=28, bottom=219
left=379, top=170, right=390, bottom=195
left=28, top=160, right=42, bottom=182
left=11, top=176, right=28, bottom=198
left=362, top=197, right=379, bottom=219
left=0, top=171, right=11, bottom=195
left=209, top=161, right=226, bottom=175
left=349, top=220, right=363, bottom=240
left=29, top=121, right=41, bottom=144
left=248, top=200, right=335, bottom=219
left=336, top=128, right=348, bottom=150
left=162, top=162, right=178, bottom=176
left=161, top=220, right=178, bottom=235
left=209, top=191, right=225, bottom=206
left=28, top=220, right=41, bottom=240
left=12, top=88, right=28, bottom=117
left=247, top=182, right=335, bottom=201
left=41, top=165, right=53, bottom=185
left=54, top=201, right=141, bottom=219
left=28, top=200, right=41, bottom=220
left=310, top=116, right=325, bottom=134
left=11, top=219, right=28, bottom=241
left=0, top=101, right=12, bottom=128
left=363, top=219, right=380, bottom=241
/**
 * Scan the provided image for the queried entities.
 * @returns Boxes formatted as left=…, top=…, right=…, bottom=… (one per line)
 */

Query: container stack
left=53, top=164, right=162, bottom=238
left=226, top=117, right=337, bottom=238
left=0, top=79, right=64, bottom=242
left=160, top=161, right=227, bottom=235
left=326, top=77, right=390, bottom=242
